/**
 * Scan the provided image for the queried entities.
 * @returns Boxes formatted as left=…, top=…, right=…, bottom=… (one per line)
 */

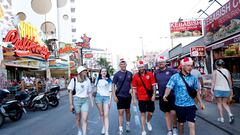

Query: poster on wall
left=190, top=46, right=206, bottom=57
left=170, top=20, right=203, bottom=38
left=204, top=0, right=240, bottom=45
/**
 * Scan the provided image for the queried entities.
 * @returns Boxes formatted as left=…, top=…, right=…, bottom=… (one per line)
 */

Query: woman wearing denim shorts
left=94, top=68, right=112, bottom=135
left=211, top=59, right=234, bottom=124
left=68, top=66, right=92, bottom=135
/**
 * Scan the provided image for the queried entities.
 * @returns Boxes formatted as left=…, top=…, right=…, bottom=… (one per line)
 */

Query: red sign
left=204, top=0, right=240, bottom=45
left=3, top=30, right=50, bottom=60
left=84, top=53, right=93, bottom=58
left=58, top=45, right=78, bottom=54
left=170, top=20, right=203, bottom=38
left=190, top=46, right=206, bottom=57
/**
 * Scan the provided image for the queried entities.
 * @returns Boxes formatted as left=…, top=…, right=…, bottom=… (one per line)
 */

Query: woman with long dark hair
left=95, top=67, right=112, bottom=135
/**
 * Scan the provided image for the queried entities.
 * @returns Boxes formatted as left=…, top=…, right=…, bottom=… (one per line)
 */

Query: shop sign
left=76, top=34, right=91, bottom=49
left=0, top=4, right=4, bottom=19
left=207, top=35, right=240, bottom=50
left=18, top=21, right=40, bottom=42
left=58, top=44, right=78, bottom=54
left=204, top=0, right=240, bottom=45
left=3, top=30, right=50, bottom=60
left=84, top=53, right=93, bottom=59
left=170, top=20, right=203, bottom=38
left=190, top=46, right=206, bottom=57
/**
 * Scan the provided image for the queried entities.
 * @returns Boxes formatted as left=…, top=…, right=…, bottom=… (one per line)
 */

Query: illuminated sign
left=18, top=21, right=40, bottom=42
left=3, top=30, right=50, bottom=60
left=58, top=44, right=78, bottom=54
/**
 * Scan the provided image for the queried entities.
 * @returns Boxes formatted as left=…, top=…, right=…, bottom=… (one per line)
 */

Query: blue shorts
left=95, top=93, right=110, bottom=104
left=73, top=97, right=89, bottom=113
left=175, top=105, right=197, bottom=123
left=214, top=90, right=230, bottom=98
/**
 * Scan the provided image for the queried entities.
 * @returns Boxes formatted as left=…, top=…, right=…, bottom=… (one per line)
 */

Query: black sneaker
left=229, top=115, right=234, bottom=124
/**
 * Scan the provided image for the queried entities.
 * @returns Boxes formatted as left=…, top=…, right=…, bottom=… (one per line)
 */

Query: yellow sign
left=0, top=4, right=4, bottom=19
left=18, top=21, right=39, bottom=42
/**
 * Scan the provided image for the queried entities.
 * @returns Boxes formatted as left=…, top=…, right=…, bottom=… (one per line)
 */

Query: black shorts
left=159, top=96, right=176, bottom=113
left=138, top=100, right=155, bottom=113
left=175, top=105, right=197, bottom=123
left=117, top=97, right=132, bottom=110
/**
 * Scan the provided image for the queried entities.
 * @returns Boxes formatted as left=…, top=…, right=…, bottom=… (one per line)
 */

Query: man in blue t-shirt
left=155, top=56, right=178, bottom=135
left=112, top=58, right=133, bottom=135
left=163, top=57, right=204, bottom=135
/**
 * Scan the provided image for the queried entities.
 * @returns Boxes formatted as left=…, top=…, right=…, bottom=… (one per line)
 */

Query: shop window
left=71, top=8, right=75, bottom=13
left=72, top=28, right=76, bottom=32
left=71, top=18, right=76, bottom=23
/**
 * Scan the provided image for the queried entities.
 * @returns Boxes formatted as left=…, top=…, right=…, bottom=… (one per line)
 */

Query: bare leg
left=179, top=123, right=184, bottom=135
left=125, top=109, right=131, bottom=122
left=76, top=113, right=81, bottom=130
left=147, top=112, right=153, bottom=122
left=171, top=110, right=178, bottom=128
left=222, top=98, right=233, bottom=115
left=96, top=104, right=104, bottom=126
left=141, top=113, right=146, bottom=132
left=118, top=109, right=124, bottom=128
left=216, top=98, right=224, bottom=118
left=103, top=104, right=110, bottom=133
left=165, top=112, right=172, bottom=130
left=81, top=112, right=88, bottom=135
left=188, top=122, right=195, bottom=135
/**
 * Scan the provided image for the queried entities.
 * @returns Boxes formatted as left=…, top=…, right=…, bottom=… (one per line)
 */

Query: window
left=72, top=39, right=77, bottom=43
left=71, top=8, right=75, bottom=13
left=72, top=28, right=76, bottom=32
left=71, top=18, right=76, bottom=23
left=71, top=0, right=75, bottom=2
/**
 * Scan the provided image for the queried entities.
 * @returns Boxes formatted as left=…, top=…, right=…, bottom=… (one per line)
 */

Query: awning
left=206, top=34, right=240, bottom=51
left=5, top=63, right=39, bottom=69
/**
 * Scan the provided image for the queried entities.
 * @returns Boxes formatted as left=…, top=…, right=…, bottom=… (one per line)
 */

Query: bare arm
left=211, top=71, right=216, bottom=91
left=163, top=88, right=171, bottom=101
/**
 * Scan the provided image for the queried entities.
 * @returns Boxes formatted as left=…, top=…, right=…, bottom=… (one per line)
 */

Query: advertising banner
left=204, top=0, right=240, bottom=45
left=190, top=46, right=206, bottom=57
left=170, top=20, right=203, bottom=38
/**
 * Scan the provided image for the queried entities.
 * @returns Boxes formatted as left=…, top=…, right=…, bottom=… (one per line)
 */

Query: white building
left=83, top=48, right=113, bottom=69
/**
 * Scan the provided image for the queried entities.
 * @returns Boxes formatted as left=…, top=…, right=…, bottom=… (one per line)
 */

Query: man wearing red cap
left=112, top=58, right=133, bottom=135
left=163, top=57, right=204, bottom=135
left=155, top=56, right=178, bottom=135
left=132, top=60, right=157, bottom=135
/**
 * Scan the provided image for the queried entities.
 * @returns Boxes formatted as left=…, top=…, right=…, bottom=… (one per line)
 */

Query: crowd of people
left=68, top=57, right=234, bottom=135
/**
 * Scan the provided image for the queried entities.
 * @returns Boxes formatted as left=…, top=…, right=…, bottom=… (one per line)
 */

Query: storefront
left=168, top=44, right=182, bottom=69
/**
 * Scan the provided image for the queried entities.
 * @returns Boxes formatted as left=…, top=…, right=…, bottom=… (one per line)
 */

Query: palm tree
left=97, top=58, right=115, bottom=75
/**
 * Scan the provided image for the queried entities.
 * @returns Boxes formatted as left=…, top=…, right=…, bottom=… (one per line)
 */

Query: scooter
left=44, top=85, right=60, bottom=107
left=0, top=89, right=26, bottom=128
left=15, top=89, right=48, bottom=111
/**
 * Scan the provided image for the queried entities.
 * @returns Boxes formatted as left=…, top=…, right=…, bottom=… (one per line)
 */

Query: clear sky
left=76, top=0, right=228, bottom=65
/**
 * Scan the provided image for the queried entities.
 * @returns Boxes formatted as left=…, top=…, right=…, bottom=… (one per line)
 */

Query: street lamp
left=139, top=37, right=144, bottom=59
left=209, top=0, right=222, bottom=6
left=197, top=9, right=209, bottom=16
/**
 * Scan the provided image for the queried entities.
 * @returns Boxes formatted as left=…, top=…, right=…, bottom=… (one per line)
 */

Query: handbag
left=138, top=73, right=153, bottom=99
left=115, top=71, right=128, bottom=96
left=92, top=78, right=99, bottom=97
left=179, top=72, right=197, bottom=99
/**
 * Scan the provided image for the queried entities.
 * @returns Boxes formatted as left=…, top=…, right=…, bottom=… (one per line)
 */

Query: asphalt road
left=0, top=95, right=230, bottom=135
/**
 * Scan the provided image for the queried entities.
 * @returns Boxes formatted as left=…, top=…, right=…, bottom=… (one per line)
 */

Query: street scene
left=0, top=0, right=240, bottom=135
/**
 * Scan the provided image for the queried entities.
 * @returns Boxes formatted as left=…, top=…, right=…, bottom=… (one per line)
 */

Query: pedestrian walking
left=163, top=57, right=204, bottom=135
left=94, top=67, right=112, bottom=135
left=191, top=64, right=203, bottom=93
left=155, top=56, right=178, bottom=135
left=132, top=60, right=157, bottom=135
left=112, top=58, right=133, bottom=135
left=211, top=59, right=234, bottom=124
left=68, top=66, right=92, bottom=135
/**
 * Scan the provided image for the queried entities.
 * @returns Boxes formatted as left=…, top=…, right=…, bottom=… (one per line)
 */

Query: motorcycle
left=15, top=89, right=48, bottom=111
left=0, top=89, right=26, bottom=128
left=44, top=85, right=60, bottom=107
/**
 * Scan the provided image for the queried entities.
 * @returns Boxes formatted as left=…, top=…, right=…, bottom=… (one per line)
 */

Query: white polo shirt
left=95, top=78, right=112, bottom=97
left=68, top=77, right=92, bottom=98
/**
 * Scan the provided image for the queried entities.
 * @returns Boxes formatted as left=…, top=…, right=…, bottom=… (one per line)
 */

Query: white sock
left=119, top=126, right=123, bottom=131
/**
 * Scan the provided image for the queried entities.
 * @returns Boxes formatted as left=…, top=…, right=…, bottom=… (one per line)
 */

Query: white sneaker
left=101, top=127, right=105, bottom=134
left=126, top=122, right=130, bottom=132
left=119, top=128, right=123, bottom=135
left=105, top=132, right=109, bottom=135
left=167, top=131, right=173, bottom=135
left=173, top=128, right=178, bottom=135
left=146, top=122, right=152, bottom=131
left=78, top=130, right=82, bottom=135
left=217, top=117, right=224, bottom=123
left=142, top=131, right=147, bottom=135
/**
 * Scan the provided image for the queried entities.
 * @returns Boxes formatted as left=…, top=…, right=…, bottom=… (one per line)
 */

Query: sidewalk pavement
left=197, top=101, right=240, bottom=135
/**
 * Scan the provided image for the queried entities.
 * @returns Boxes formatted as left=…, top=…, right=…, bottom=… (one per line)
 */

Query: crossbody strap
left=73, top=78, right=76, bottom=90
left=138, top=73, right=150, bottom=91
left=216, top=69, right=231, bottom=88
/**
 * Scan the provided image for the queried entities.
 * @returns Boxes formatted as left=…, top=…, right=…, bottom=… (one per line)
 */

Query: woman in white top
left=211, top=59, right=234, bottom=124
left=95, top=68, right=112, bottom=135
left=68, top=66, right=92, bottom=135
